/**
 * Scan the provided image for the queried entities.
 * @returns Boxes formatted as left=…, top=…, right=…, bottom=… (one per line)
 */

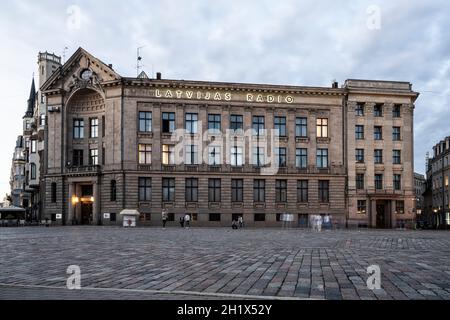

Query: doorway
left=376, top=202, right=386, bottom=228
left=298, top=214, right=309, bottom=228
left=81, top=202, right=93, bottom=225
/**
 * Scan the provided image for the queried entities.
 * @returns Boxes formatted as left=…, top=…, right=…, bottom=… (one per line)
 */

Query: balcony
left=66, top=165, right=101, bottom=175
left=138, top=164, right=152, bottom=171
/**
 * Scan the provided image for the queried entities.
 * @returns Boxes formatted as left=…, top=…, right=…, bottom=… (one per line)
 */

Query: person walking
left=323, top=214, right=330, bottom=230
left=184, top=213, right=191, bottom=229
left=179, top=216, right=184, bottom=228
left=161, top=209, right=168, bottom=229
left=232, top=220, right=238, bottom=230
left=238, top=216, right=243, bottom=229
left=317, top=215, right=323, bottom=232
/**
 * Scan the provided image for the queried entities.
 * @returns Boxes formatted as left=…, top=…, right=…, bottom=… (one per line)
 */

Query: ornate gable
left=41, top=47, right=121, bottom=96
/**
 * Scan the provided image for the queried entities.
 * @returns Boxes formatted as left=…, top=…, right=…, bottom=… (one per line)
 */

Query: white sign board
left=103, top=213, right=110, bottom=219
left=56, top=214, right=62, bottom=220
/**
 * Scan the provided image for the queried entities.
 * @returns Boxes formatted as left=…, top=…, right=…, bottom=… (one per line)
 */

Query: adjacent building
left=423, top=137, right=450, bottom=228
left=32, top=48, right=419, bottom=227
left=8, top=52, right=62, bottom=221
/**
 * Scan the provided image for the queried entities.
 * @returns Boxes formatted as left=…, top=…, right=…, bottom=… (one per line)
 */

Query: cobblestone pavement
left=1, top=227, right=450, bottom=300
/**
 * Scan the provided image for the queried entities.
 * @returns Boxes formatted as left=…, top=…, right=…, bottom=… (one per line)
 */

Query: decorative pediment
left=41, top=47, right=121, bottom=94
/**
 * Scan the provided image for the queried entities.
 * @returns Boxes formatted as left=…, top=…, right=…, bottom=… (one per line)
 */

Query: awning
left=119, top=209, right=140, bottom=216
left=0, top=206, right=26, bottom=213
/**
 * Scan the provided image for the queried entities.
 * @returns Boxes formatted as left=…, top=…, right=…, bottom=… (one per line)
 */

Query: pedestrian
left=232, top=220, right=238, bottom=230
left=179, top=216, right=184, bottom=228
left=184, top=213, right=190, bottom=228
left=323, top=214, right=330, bottom=230
left=238, top=216, right=243, bottom=229
left=161, top=209, right=168, bottom=229
left=317, top=215, right=323, bottom=232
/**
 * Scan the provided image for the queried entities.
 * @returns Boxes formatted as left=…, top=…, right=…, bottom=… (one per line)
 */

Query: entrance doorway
left=81, top=202, right=93, bottom=225
left=376, top=202, right=386, bottom=228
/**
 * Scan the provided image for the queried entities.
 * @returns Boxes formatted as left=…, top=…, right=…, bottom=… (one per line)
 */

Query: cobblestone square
left=1, top=227, right=450, bottom=300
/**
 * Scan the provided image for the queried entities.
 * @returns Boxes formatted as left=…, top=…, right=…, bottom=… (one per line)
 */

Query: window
left=318, top=180, right=329, bottom=203
left=208, top=114, right=221, bottom=132
left=395, top=200, right=405, bottom=214
left=394, top=174, right=401, bottom=190
left=30, top=163, right=36, bottom=180
left=185, top=144, right=199, bottom=165
left=375, top=174, right=383, bottom=190
left=138, top=178, right=152, bottom=201
left=393, top=127, right=401, bottom=141
left=89, top=149, right=98, bottom=165
left=374, top=149, right=383, bottom=164
left=73, top=149, right=84, bottom=166
left=252, top=116, right=265, bottom=136
left=356, top=149, right=364, bottom=163
left=357, top=200, right=366, bottom=214
left=185, top=113, right=198, bottom=134
left=102, top=147, right=105, bottom=166
left=316, top=149, right=328, bottom=168
left=393, top=150, right=401, bottom=164
left=162, top=145, right=175, bottom=165
left=138, top=144, right=152, bottom=164
left=230, top=115, right=243, bottom=131
left=297, top=180, right=308, bottom=202
left=316, top=118, right=328, bottom=138
left=374, top=104, right=383, bottom=117
left=110, top=180, right=117, bottom=201
left=209, top=213, right=221, bottom=222
left=162, top=112, right=175, bottom=133
left=355, top=103, right=364, bottom=116
left=73, top=119, right=84, bottom=139
left=355, top=125, right=364, bottom=139
left=162, top=178, right=175, bottom=202
left=276, top=180, right=287, bottom=202
left=253, top=179, right=265, bottom=202
left=254, top=214, right=266, bottom=222
left=102, top=116, right=105, bottom=137
left=356, top=174, right=365, bottom=190
left=393, top=104, right=401, bottom=118
left=208, top=179, right=221, bottom=202
left=139, top=112, right=152, bottom=132
left=374, top=126, right=382, bottom=140
left=296, top=117, right=308, bottom=137
left=110, top=213, right=116, bottom=222
left=185, top=178, right=198, bottom=202
left=231, top=146, right=243, bottom=166
left=296, top=148, right=307, bottom=168
left=40, top=114, right=46, bottom=126
left=51, top=182, right=57, bottom=203
left=231, top=179, right=243, bottom=202
left=208, top=146, right=221, bottom=165
left=276, top=147, right=287, bottom=168
left=90, top=118, right=98, bottom=138
left=30, top=140, right=37, bottom=153
left=274, top=116, right=286, bottom=136
left=252, top=146, right=265, bottom=166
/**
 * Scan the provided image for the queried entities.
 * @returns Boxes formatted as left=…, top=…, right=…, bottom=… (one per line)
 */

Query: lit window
left=162, top=145, right=175, bottom=165
left=316, top=118, right=328, bottom=138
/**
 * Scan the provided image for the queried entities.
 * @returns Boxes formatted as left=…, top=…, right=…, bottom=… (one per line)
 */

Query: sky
left=0, top=0, right=449, bottom=198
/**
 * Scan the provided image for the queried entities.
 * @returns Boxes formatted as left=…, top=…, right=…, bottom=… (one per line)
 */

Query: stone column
left=68, top=182, right=74, bottom=224
left=93, top=181, right=99, bottom=225
left=370, top=199, right=377, bottom=227
left=391, top=200, right=397, bottom=228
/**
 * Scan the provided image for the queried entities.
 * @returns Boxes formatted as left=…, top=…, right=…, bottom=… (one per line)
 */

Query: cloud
left=0, top=0, right=449, bottom=197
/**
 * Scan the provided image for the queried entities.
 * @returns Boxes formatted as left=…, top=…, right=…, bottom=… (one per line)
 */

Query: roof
left=119, top=209, right=140, bottom=216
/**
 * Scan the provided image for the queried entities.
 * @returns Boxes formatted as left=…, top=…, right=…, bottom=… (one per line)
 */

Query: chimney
left=156, top=72, right=162, bottom=80
left=108, top=64, right=113, bottom=69
left=332, top=80, right=338, bottom=88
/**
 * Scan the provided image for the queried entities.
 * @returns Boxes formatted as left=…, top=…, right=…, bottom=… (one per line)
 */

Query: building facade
left=8, top=52, right=61, bottom=221
left=39, top=48, right=418, bottom=227
left=414, top=172, right=426, bottom=213
left=423, top=137, right=450, bottom=228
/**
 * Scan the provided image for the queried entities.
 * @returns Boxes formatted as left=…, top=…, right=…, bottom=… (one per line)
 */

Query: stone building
left=39, top=48, right=418, bottom=227
left=414, top=172, right=426, bottom=212
left=8, top=52, right=61, bottom=221
left=424, top=136, right=450, bottom=228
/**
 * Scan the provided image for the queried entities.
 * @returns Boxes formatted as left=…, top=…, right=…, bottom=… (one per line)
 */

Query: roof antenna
left=62, top=46, right=69, bottom=64
left=137, top=46, right=145, bottom=77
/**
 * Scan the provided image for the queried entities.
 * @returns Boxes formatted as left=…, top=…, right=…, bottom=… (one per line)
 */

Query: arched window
left=30, top=163, right=36, bottom=180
